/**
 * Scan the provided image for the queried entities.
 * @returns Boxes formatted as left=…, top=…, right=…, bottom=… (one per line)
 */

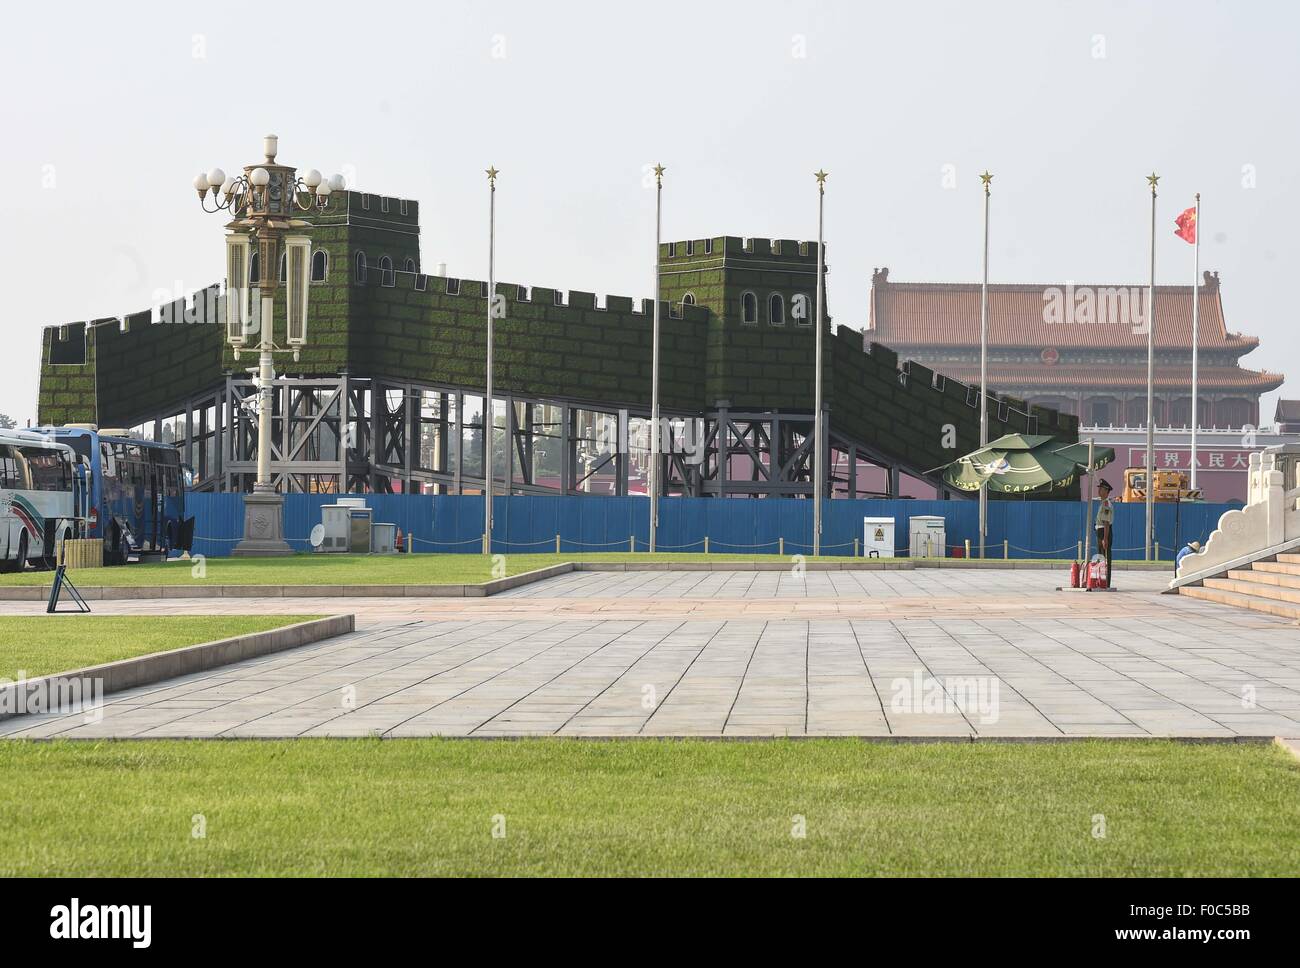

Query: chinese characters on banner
left=1127, top=448, right=1252, bottom=470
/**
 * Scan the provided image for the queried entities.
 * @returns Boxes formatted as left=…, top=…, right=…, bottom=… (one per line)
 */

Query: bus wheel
left=109, top=526, right=126, bottom=567
left=0, top=534, right=18, bottom=574
left=5, top=533, right=30, bottom=573
left=39, top=529, right=72, bottom=571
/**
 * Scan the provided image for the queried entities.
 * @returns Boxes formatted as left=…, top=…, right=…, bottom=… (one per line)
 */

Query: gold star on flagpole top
left=486, top=166, right=499, bottom=186
left=979, top=170, right=993, bottom=193
left=1146, top=171, right=1160, bottom=192
left=814, top=169, right=828, bottom=194
left=654, top=163, right=665, bottom=186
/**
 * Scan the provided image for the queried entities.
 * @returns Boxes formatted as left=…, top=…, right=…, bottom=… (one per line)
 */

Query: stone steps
left=1204, top=576, right=1300, bottom=605
left=1253, top=560, right=1300, bottom=577
left=1179, top=583, right=1300, bottom=620
left=1181, top=553, right=1300, bottom=618
left=1227, top=567, right=1300, bottom=589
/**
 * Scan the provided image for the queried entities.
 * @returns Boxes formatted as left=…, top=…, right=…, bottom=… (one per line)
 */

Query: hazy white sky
left=2, top=0, right=1296, bottom=425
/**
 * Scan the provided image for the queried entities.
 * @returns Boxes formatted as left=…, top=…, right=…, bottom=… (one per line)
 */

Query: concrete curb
left=569, top=560, right=913, bottom=573
left=0, top=615, right=355, bottom=721
left=0, top=558, right=1172, bottom=602
left=1275, top=737, right=1300, bottom=761
left=476, top=563, right=577, bottom=595
left=572, top=560, right=1170, bottom=573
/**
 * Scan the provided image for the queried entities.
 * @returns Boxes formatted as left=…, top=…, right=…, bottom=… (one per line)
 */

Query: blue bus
left=41, top=427, right=195, bottom=564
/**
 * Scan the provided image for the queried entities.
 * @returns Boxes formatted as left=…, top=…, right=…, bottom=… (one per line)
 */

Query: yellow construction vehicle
left=1122, top=467, right=1202, bottom=503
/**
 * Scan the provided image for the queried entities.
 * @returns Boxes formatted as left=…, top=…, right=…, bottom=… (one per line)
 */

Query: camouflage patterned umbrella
left=935, top=434, right=1115, bottom=496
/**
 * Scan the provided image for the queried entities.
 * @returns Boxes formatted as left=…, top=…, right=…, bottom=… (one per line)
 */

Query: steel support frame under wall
left=223, top=374, right=368, bottom=494
left=365, top=377, right=702, bottom=498
left=118, top=374, right=954, bottom=500
left=697, top=408, right=919, bottom=499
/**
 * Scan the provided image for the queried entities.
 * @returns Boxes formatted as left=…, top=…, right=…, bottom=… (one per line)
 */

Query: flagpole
left=1145, top=172, right=1158, bottom=562
left=813, top=169, right=828, bottom=557
left=979, top=171, right=992, bottom=559
left=649, top=164, right=664, bottom=554
left=1190, top=192, right=1200, bottom=493
left=1084, top=437, right=1096, bottom=565
left=483, top=165, right=498, bottom=555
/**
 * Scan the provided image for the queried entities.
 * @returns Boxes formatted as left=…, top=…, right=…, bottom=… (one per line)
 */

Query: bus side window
left=101, top=443, right=117, bottom=479
left=0, top=446, right=20, bottom=489
left=19, top=448, right=70, bottom=491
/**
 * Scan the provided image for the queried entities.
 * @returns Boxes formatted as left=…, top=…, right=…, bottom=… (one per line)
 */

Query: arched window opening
left=769, top=293, right=785, bottom=325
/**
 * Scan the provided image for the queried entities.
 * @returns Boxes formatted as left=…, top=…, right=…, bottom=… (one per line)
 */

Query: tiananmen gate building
left=867, top=268, right=1281, bottom=431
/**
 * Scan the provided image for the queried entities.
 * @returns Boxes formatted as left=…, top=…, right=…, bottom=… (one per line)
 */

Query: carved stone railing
left=1170, top=446, right=1300, bottom=590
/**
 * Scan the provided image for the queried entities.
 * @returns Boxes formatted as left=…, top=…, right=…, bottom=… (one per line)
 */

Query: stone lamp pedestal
left=231, top=488, right=294, bottom=557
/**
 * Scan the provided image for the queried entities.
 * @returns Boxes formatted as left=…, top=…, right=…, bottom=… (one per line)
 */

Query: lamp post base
left=231, top=490, right=294, bottom=557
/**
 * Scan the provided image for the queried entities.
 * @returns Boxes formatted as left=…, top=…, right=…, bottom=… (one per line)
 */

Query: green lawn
left=0, top=739, right=1296, bottom=876
left=0, top=616, right=320, bottom=679
left=0, top=552, right=887, bottom=587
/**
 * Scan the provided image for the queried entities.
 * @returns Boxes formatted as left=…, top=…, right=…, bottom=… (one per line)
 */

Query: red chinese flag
left=1174, top=206, right=1197, bottom=244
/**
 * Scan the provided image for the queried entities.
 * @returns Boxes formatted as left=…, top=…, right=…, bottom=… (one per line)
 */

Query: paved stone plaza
left=4, top=568, right=1300, bottom=739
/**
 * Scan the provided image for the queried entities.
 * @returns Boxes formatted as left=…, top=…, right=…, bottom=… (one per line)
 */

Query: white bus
left=0, top=431, right=83, bottom=572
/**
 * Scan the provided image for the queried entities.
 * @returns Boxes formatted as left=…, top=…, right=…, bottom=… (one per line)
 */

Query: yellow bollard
left=704, top=536, right=709, bottom=554
left=964, top=538, right=971, bottom=559
left=1004, top=539, right=1009, bottom=560
left=854, top=537, right=860, bottom=557
left=779, top=537, right=785, bottom=556
left=555, top=534, right=561, bottom=554
left=630, top=535, right=635, bottom=553
left=1154, top=541, right=1160, bottom=562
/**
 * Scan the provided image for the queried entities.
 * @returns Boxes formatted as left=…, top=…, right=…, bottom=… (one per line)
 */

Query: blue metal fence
left=188, top=493, right=1240, bottom=562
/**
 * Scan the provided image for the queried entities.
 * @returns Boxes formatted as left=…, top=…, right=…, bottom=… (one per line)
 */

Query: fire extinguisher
left=1069, top=561, right=1081, bottom=588
left=1086, top=558, right=1107, bottom=589
left=396, top=528, right=404, bottom=553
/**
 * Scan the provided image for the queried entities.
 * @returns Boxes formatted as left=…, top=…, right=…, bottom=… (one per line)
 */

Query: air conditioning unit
left=908, top=515, right=947, bottom=558
left=370, top=523, right=397, bottom=554
left=318, top=504, right=372, bottom=553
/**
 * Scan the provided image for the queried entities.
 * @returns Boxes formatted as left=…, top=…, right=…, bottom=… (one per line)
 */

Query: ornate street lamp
left=193, top=134, right=346, bottom=556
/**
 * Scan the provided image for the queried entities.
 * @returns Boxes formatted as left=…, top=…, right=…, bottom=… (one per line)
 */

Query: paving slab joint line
left=14, top=733, right=1283, bottom=744
left=0, top=615, right=356, bottom=722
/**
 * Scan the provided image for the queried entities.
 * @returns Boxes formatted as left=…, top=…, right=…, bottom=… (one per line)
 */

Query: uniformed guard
left=1095, top=478, right=1115, bottom=588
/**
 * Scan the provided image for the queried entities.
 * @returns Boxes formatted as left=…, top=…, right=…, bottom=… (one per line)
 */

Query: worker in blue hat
left=1094, top=478, right=1114, bottom=587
